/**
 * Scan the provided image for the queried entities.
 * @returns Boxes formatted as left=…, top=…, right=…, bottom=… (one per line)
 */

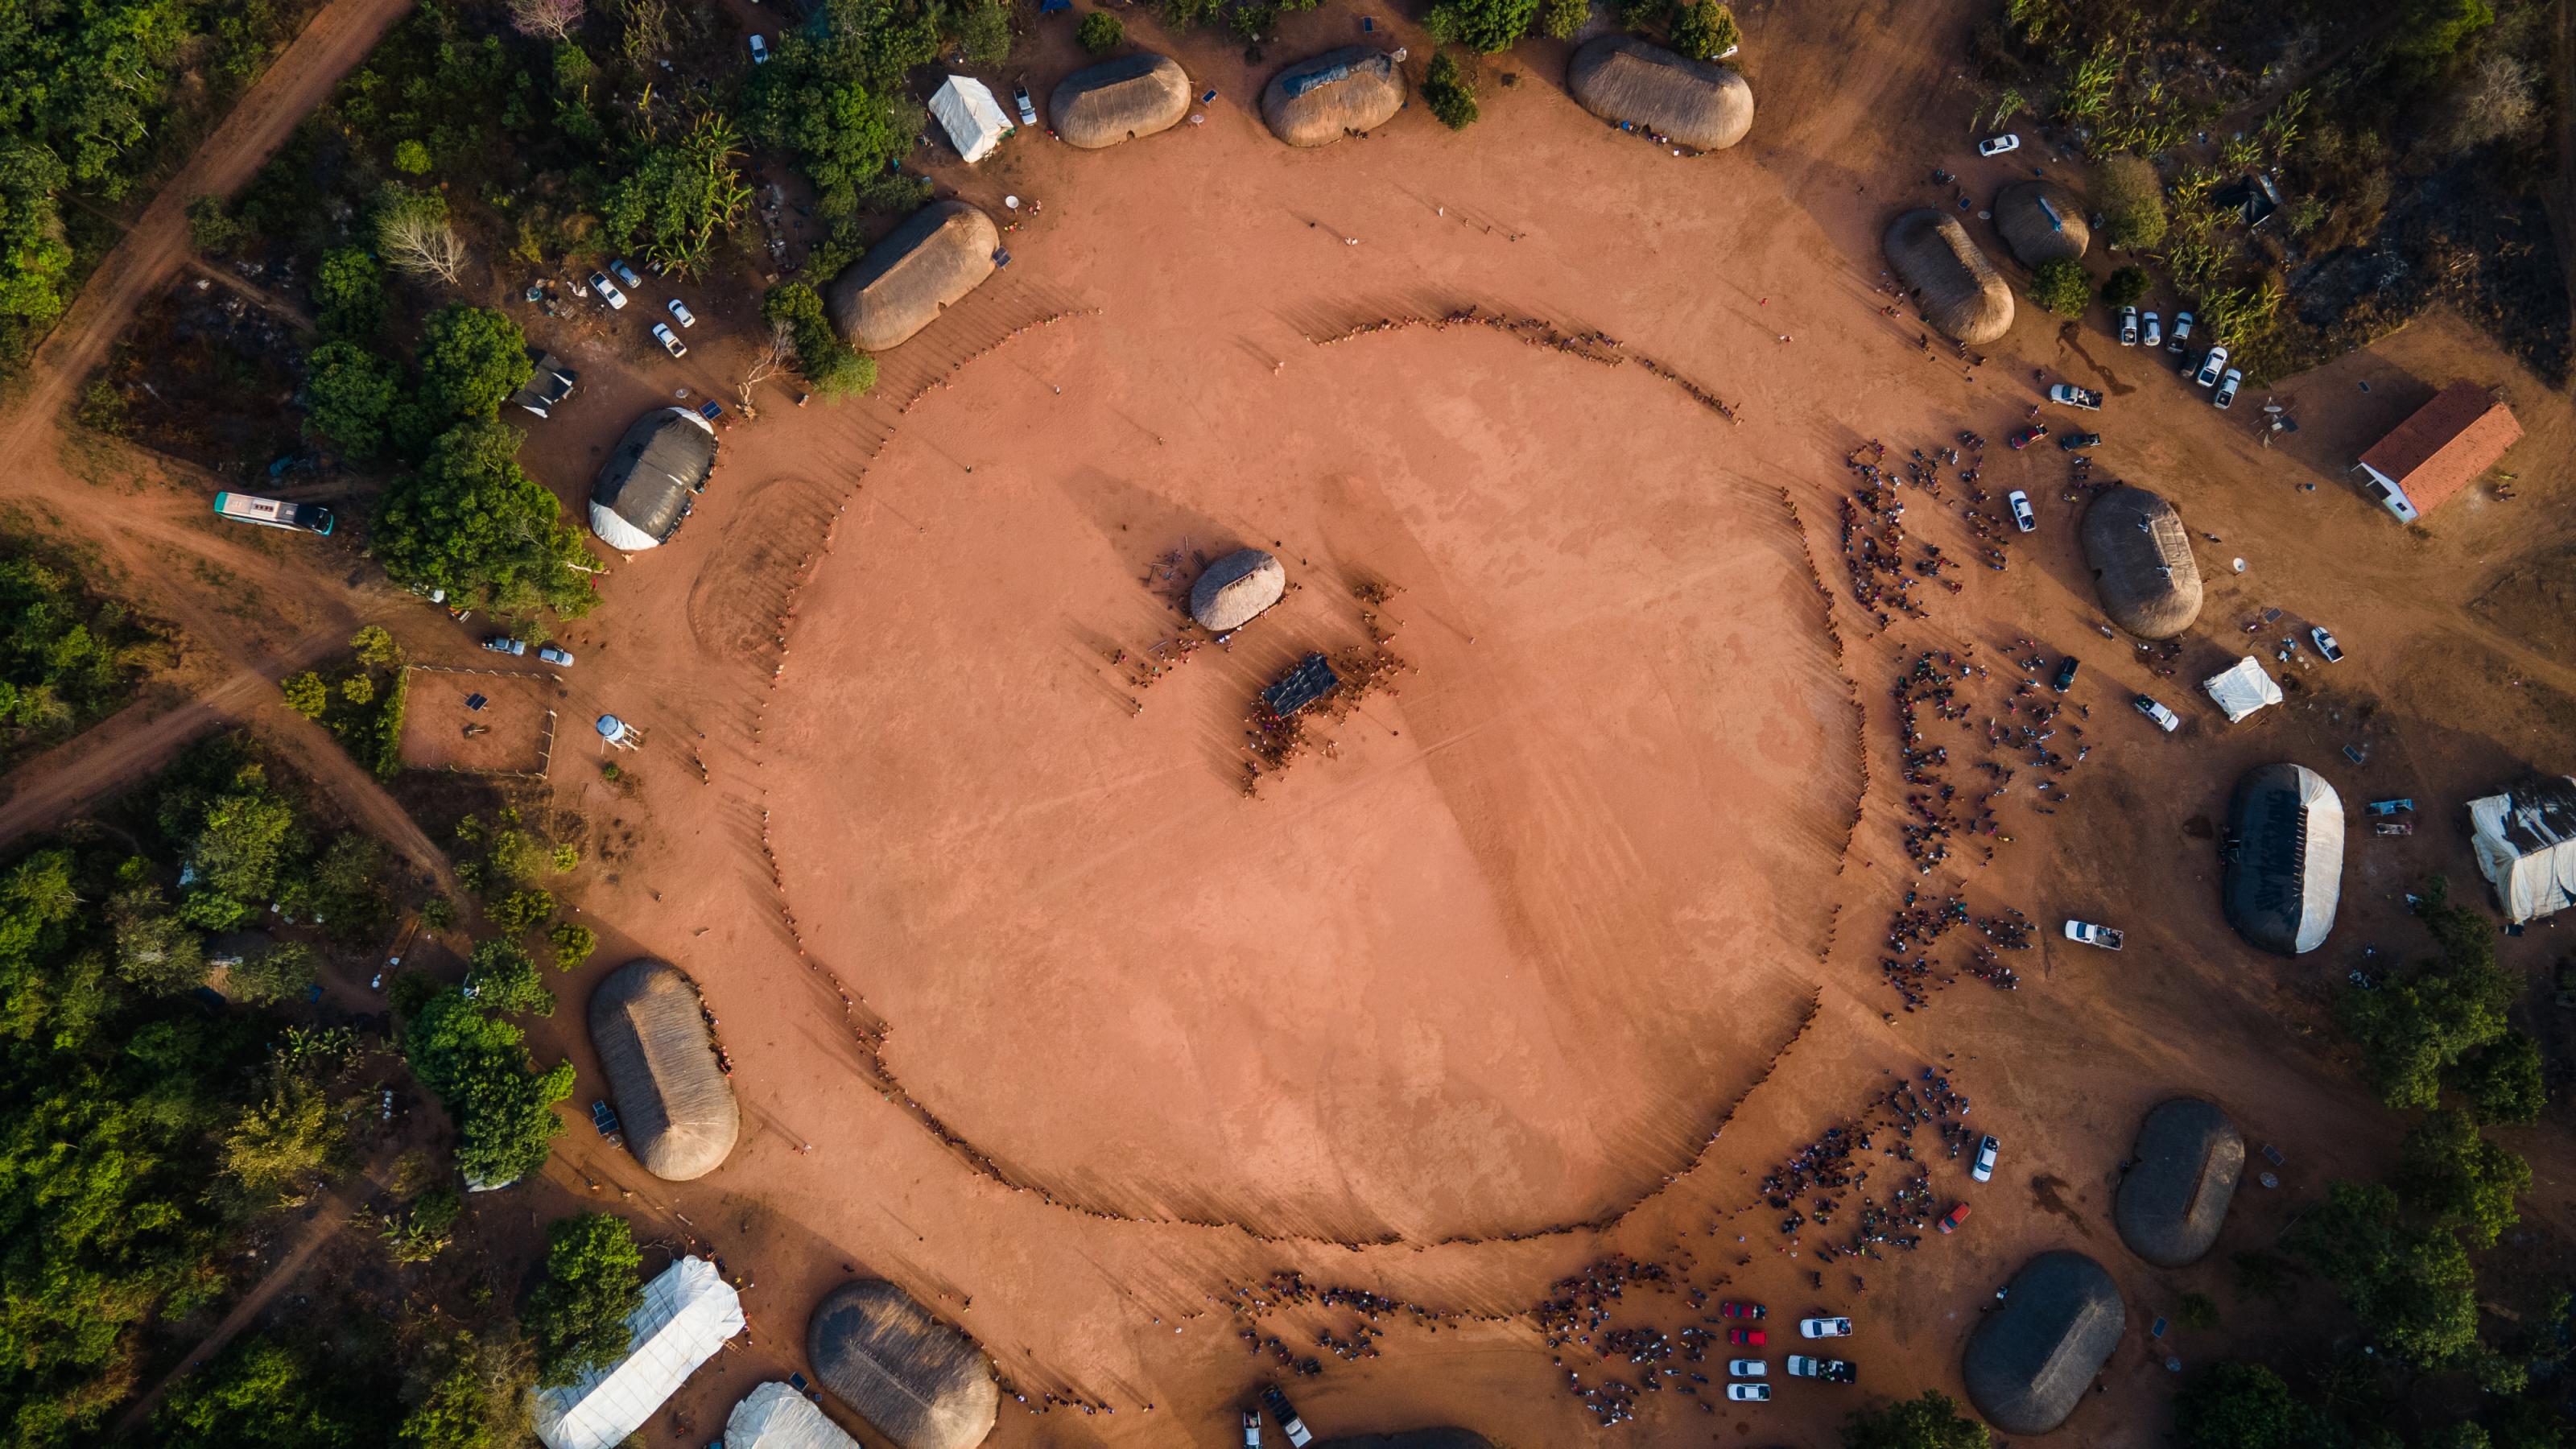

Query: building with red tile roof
left=2354, top=382, right=2521, bottom=523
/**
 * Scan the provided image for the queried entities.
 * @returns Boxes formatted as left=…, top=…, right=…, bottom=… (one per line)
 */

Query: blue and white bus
left=213, top=492, right=333, bottom=535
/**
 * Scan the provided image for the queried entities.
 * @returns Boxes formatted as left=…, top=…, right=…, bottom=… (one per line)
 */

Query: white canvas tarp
left=2283, top=766, right=2344, bottom=954
left=930, top=76, right=1013, bottom=163
left=724, top=1382, right=862, bottom=1449
left=536, top=1257, right=745, bottom=1449
left=2202, top=656, right=2283, bottom=724
left=2470, top=776, right=2576, bottom=924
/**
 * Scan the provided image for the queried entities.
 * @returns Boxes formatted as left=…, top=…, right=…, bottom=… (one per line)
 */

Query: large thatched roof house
left=2115, top=1097, right=2245, bottom=1269
left=2080, top=485, right=2202, bottom=638
left=808, top=1280, right=998, bottom=1449
left=589, top=407, right=716, bottom=551
left=1994, top=180, right=2090, bottom=266
left=1052, top=52, right=1191, bottom=149
left=1885, top=209, right=2014, bottom=345
left=1566, top=36, right=1753, bottom=151
left=1188, top=548, right=1286, bottom=631
left=2224, top=764, right=2345, bottom=956
left=1262, top=47, right=1405, bottom=147
left=827, top=202, right=998, bottom=353
left=588, top=959, right=739, bottom=1182
left=1963, top=1251, right=2125, bottom=1436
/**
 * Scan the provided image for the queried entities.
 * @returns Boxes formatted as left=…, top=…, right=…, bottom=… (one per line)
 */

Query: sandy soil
left=397, top=667, right=561, bottom=774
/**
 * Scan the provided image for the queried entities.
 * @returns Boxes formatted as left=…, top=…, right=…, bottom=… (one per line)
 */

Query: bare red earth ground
left=395, top=669, right=559, bottom=774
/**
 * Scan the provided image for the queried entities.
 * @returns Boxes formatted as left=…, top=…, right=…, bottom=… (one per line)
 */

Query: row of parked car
left=584, top=257, right=700, bottom=358
left=2118, top=304, right=2243, bottom=408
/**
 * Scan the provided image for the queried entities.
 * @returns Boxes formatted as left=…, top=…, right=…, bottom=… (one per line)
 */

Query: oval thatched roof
left=2225, top=763, right=2345, bottom=956
left=1963, top=1251, right=2126, bottom=1436
left=2080, top=485, right=2202, bottom=639
left=1994, top=180, right=2090, bottom=266
left=1885, top=208, right=2015, bottom=345
left=807, top=1280, right=998, bottom=1449
left=1188, top=548, right=1286, bottom=631
left=588, top=958, right=740, bottom=1182
left=826, top=202, right=998, bottom=353
left=1566, top=36, right=1753, bottom=151
left=1052, top=52, right=1191, bottom=149
left=2116, top=1097, right=2245, bottom=1269
left=1262, top=47, right=1405, bottom=147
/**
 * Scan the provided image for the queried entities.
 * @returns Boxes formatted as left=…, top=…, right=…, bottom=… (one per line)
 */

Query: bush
left=2029, top=258, right=2091, bottom=318
left=1670, top=0, right=1739, bottom=60
left=1841, top=1390, right=1989, bottom=1448
left=762, top=282, right=877, bottom=399
left=2095, top=155, right=2166, bottom=250
left=1540, top=0, right=1587, bottom=37
left=392, top=139, right=434, bottom=175
left=281, top=671, right=331, bottom=719
left=1077, top=10, right=1124, bottom=53
left=489, top=888, right=555, bottom=934
left=2099, top=265, right=2149, bottom=308
left=2454, top=1032, right=2546, bottom=1124
left=1425, top=0, right=1540, bottom=53
left=2178, top=1291, right=2220, bottom=1331
left=185, top=196, right=245, bottom=255
left=1423, top=53, right=1480, bottom=130
left=547, top=921, right=597, bottom=972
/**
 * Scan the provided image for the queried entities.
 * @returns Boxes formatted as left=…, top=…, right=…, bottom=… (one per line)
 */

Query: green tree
left=158, top=1338, right=361, bottom=1449
left=308, top=834, right=390, bottom=941
left=489, top=888, right=555, bottom=934
left=1426, top=0, right=1541, bottom=53
left=2396, top=1109, right=2531, bottom=1249
left=2340, top=881, right=2514, bottom=1111
left=2095, top=155, right=2167, bottom=250
left=350, top=625, right=403, bottom=668
left=381, top=1187, right=461, bottom=1265
left=1670, top=0, right=1740, bottom=59
left=372, top=420, right=597, bottom=617
left=2030, top=257, right=2091, bottom=318
left=303, top=341, right=402, bottom=459
left=281, top=671, right=331, bottom=719
left=418, top=304, right=533, bottom=423
left=2178, top=1290, right=2220, bottom=1330
left=547, top=920, right=597, bottom=971
left=393, top=138, right=434, bottom=174
left=762, top=281, right=877, bottom=396
left=109, top=880, right=204, bottom=993
left=466, top=938, right=555, bottom=1017
left=2172, top=1362, right=2322, bottom=1449
left=312, top=247, right=388, bottom=338
left=954, top=0, right=1013, bottom=63
left=2100, top=265, right=2150, bottom=308
left=402, top=985, right=572, bottom=1187
left=2287, top=1181, right=2479, bottom=1367
left=0, top=142, right=77, bottom=352
left=1076, top=10, right=1124, bottom=52
left=603, top=114, right=754, bottom=278
left=340, top=674, right=375, bottom=707
left=185, top=195, right=244, bottom=254
left=218, top=1065, right=349, bottom=1208
left=173, top=766, right=304, bottom=930
left=398, top=1330, right=535, bottom=1448
left=2452, top=1032, right=2545, bottom=1125
left=1843, top=1389, right=1991, bottom=1449
left=2387, top=0, right=2494, bottom=71
left=231, top=939, right=318, bottom=1005
left=1540, top=0, right=1587, bottom=37
left=1422, top=53, right=1480, bottom=130
left=526, top=1213, right=645, bottom=1386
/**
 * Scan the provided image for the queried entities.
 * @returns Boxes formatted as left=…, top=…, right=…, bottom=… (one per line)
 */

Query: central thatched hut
left=1963, top=1252, right=2125, bottom=1436
left=588, top=959, right=739, bottom=1183
left=2116, top=1097, right=2246, bottom=1269
left=1566, top=36, right=1753, bottom=151
left=1885, top=209, right=2015, bottom=345
left=1994, top=180, right=2091, bottom=266
left=1052, top=52, right=1191, bottom=149
left=826, top=202, right=998, bottom=353
left=1262, top=47, right=1405, bottom=147
left=1188, top=548, right=1286, bottom=631
left=808, top=1281, right=998, bottom=1449
left=2080, top=485, right=2203, bottom=638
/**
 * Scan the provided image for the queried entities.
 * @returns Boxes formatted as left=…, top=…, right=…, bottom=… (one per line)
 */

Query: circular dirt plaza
left=763, top=323, right=1856, bottom=1243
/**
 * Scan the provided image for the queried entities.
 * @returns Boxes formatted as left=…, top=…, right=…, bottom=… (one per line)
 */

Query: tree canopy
left=2030, top=258, right=2092, bottom=317
left=402, top=980, right=572, bottom=1189
left=603, top=114, right=753, bottom=278
left=417, top=304, right=534, bottom=423
left=1843, top=1390, right=1991, bottom=1449
left=371, top=419, right=597, bottom=618
left=525, top=1213, right=644, bottom=1386
left=2287, top=1181, right=2480, bottom=1366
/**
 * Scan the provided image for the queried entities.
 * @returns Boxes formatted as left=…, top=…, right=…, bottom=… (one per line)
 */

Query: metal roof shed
left=535, top=1257, right=745, bottom=1449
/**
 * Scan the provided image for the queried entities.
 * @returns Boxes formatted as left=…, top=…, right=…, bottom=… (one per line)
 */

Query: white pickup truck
left=2063, top=920, right=2124, bottom=951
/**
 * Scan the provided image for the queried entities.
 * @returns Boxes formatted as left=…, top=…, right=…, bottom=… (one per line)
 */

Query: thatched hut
left=807, top=1281, right=998, bottom=1449
left=1884, top=209, right=2015, bottom=345
left=1566, top=36, right=1753, bottom=151
left=1963, top=1252, right=2125, bottom=1436
left=1994, top=180, right=2090, bottom=266
left=2080, top=485, right=2202, bottom=639
left=588, top=959, right=739, bottom=1183
left=826, top=203, right=998, bottom=353
left=1188, top=548, right=1286, bottom=631
left=2224, top=764, right=2345, bottom=956
left=1262, top=47, right=1405, bottom=147
left=1052, top=52, right=1191, bottom=149
left=2115, top=1097, right=2245, bottom=1269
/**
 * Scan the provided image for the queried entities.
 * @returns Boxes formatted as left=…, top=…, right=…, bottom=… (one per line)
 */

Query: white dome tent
left=535, top=1257, right=745, bottom=1449
left=929, top=76, right=1013, bottom=163
left=724, top=1381, right=863, bottom=1449
left=2202, top=656, right=2283, bottom=724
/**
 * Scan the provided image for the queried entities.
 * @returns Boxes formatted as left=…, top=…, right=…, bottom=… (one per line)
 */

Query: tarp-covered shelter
left=725, top=1381, right=862, bottom=1449
left=828, top=202, right=1000, bottom=353
left=2080, top=485, right=2202, bottom=639
left=1994, top=180, right=2089, bottom=266
left=1566, top=36, right=1753, bottom=151
left=1263, top=654, right=1340, bottom=716
left=2470, top=775, right=2576, bottom=923
left=808, top=1280, right=999, bottom=1449
left=589, top=958, right=740, bottom=1181
left=590, top=407, right=716, bottom=551
left=929, top=75, right=1013, bottom=163
left=2224, top=764, right=2344, bottom=956
left=2202, top=657, right=2284, bottom=724
left=511, top=350, right=578, bottom=419
left=1052, top=52, right=1191, bottom=149
left=1884, top=209, right=2014, bottom=345
left=2114, top=1097, right=2244, bottom=1268
left=1262, top=47, right=1406, bottom=147
left=1188, top=548, right=1286, bottom=630
left=536, top=1257, right=745, bottom=1449
left=1962, top=1252, right=2125, bottom=1436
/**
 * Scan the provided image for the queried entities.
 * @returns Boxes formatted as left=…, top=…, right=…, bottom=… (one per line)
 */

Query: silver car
left=1730, top=1358, right=1768, bottom=1377
left=2194, top=344, right=2230, bottom=387
left=2213, top=369, right=2242, bottom=409
left=2141, top=310, right=2161, bottom=348
left=1728, top=1383, right=1772, bottom=1402
left=1972, top=1134, right=1999, bottom=1183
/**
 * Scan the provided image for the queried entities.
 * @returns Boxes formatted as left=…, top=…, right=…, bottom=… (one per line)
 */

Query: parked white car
left=2213, top=369, right=2243, bottom=409
left=538, top=644, right=576, bottom=667
left=1978, top=134, right=2021, bottom=156
left=2194, top=345, right=2230, bottom=387
left=2007, top=490, right=2036, bottom=533
left=748, top=32, right=770, bottom=64
left=2310, top=626, right=2343, bottom=663
left=2141, top=311, right=2162, bottom=348
left=2064, top=920, right=2125, bottom=951
left=2135, top=695, right=2182, bottom=733
left=667, top=298, right=696, bottom=328
left=1729, top=1358, right=1767, bottom=1377
left=2168, top=309, right=2194, bottom=352
left=1801, top=1317, right=1855, bottom=1339
left=609, top=258, right=644, bottom=288
left=588, top=271, right=627, bottom=309
left=1728, top=1383, right=1772, bottom=1402
left=1972, top=1134, right=2000, bottom=1183
left=2118, top=306, right=2138, bottom=346
left=653, top=321, right=687, bottom=357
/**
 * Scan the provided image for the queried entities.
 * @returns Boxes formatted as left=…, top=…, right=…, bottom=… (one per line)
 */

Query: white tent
left=535, top=1257, right=746, bottom=1449
left=929, top=76, right=1013, bottom=163
left=725, top=1381, right=863, bottom=1449
left=2470, top=776, right=2576, bottom=924
left=2202, top=656, right=2283, bottom=724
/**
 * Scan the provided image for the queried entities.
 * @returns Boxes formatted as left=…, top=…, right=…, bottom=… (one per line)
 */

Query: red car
left=2007, top=425, right=2049, bottom=450
left=1728, top=1327, right=1767, bottom=1347
left=1940, top=1203, right=1971, bottom=1233
left=1720, top=1301, right=1767, bottom=1319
